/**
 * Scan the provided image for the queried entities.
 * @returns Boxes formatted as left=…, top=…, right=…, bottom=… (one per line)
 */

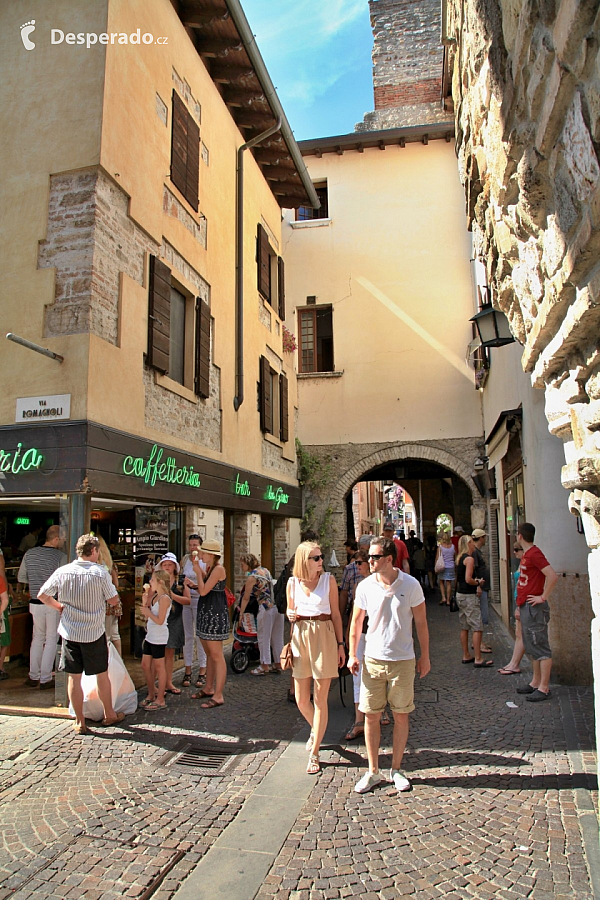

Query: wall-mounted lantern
left=470, top=304, right=515, bottom=349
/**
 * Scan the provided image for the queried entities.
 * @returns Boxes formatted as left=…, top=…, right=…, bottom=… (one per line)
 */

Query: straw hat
left=201, top=539, right=222, bottom=556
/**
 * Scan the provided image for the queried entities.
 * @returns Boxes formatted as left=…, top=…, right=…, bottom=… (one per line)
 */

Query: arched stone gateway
left=301, top=437, right=485, bottom=563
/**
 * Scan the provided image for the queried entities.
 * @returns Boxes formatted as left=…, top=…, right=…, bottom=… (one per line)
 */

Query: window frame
left=296, top=183, right=328, bottom=221
left=297, top=304, right=334, bottom=374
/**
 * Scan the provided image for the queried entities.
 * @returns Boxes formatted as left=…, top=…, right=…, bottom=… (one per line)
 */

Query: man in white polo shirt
left=38, top=533, right=124, bottom=734
left=349, top=536, right=430, bottom=794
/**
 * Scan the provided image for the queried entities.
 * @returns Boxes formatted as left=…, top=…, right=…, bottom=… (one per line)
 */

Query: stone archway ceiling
left=360, top=459, right=458, bottom=484
left=178, top=0, right=312, bottom=209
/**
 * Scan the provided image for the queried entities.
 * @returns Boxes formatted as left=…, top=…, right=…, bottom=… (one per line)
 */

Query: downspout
left=233, top=117, right=282, bottom=411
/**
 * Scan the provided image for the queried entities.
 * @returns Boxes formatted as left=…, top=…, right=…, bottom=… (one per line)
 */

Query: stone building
left=0, top=0, right=315, bottom=695
left=443, top=1, right=600, bottom=684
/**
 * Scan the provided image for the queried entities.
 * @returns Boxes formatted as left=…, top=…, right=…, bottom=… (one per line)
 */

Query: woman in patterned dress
left=191, top=540, right=229, bottom=708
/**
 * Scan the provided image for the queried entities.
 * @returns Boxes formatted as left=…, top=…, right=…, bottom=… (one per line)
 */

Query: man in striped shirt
left=18, top=525, right=67, bottom=689
left=38, top=533, right=124, bottom=734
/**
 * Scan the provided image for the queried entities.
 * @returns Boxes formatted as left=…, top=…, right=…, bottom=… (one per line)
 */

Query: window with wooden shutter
left=280, top=373, right=289, bottom=443
left=298, top=306, right=334, bottom=373
left=148, top=256, right=171, bottom=374
left=259, top=355, right=272, bottom=433
left=278, top=256, right=285, bottom=320
left=195, top=297, right=211, bottom=398
left=171, top=91, right=200, bottom=212
left=257, top=224, right=271, bottom=301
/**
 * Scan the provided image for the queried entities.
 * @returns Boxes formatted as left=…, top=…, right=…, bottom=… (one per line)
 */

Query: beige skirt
left=291, top=619, right=339, bottom=680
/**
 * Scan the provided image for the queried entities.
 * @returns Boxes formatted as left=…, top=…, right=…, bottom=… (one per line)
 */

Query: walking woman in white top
left=286, top=542, right=345, bottom=775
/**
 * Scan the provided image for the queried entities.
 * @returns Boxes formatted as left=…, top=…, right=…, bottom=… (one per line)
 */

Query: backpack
left=274, top=560, right=293, bottom=613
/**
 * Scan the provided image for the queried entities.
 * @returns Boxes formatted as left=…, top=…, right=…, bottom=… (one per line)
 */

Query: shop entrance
left=0, top=495, right=184, bottom=714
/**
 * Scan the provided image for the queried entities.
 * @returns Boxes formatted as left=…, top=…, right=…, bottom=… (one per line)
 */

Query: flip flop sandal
left=182, top=674, right=192, bottom=687
left=200, top=698, right=224, bottom=709
left=144, top=702, right=167, bottom=711
left=140, top=698, right=155, bottom=708
left=306, top=755, right=320, bottom=775
left=191, top=690, right=214, bottom=700
left=462, top=658, right=475, bottom=664
left=480, top=646, right=493, bottom=653
left=250, top=667, right=268, bottom=676
left=498, top=667, right=521, bottom=675
left=345, top=723, right=364, bottom=741
left=474, top=660, right=494, bottom=667
left=166, top=688, right=181, bottom=694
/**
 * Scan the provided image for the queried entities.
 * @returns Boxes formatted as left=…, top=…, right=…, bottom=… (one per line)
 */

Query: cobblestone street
left=0, top=596, right=597, bottom=900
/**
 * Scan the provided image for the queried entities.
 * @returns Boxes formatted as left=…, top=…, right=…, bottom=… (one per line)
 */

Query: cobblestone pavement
left=0, top=595, right=597, bottom=900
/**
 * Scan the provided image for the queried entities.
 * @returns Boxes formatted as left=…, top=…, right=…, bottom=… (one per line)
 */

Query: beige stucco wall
left=484, top=342, right=589, bottom=573
left=283, top=141, right=481, bottom=446
left=0, top=0, right=107, bottom=423
left=1, top=0, right=298, bottom=486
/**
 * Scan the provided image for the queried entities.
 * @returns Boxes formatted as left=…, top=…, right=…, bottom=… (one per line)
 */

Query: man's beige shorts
left=359, top=656, right=415, bottom=715
left=456, top=592, right=482, bottom=631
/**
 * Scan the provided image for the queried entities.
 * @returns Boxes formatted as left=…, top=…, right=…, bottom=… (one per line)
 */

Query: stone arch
left=331, top=442, right=481, bottom=509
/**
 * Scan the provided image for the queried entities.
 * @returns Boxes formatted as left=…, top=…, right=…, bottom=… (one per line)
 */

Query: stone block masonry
left=356, top=0, right=451, bottom=130
left=39, top=168, right=159, bottom=344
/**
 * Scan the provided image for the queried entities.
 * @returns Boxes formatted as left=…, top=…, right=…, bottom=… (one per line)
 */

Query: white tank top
left=292, top=573, right=331, bottom=616
left=146, top=595, right=170, bottom=645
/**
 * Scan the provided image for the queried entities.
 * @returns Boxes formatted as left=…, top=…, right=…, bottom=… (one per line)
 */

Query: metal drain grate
left=159, top=739, right=250, bottom=776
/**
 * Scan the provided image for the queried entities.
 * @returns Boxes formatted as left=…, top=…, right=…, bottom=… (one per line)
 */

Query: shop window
left=147, top=256, right=210, bottom=398
left=296, top=184, right=328, bottom=221
left=259, top=356, right=289, bottom=442
left=256, top=224, right=285, bottom=318
left=298, top=305, right=334, bottom=373
left=171, top=91, right=200, bottom=211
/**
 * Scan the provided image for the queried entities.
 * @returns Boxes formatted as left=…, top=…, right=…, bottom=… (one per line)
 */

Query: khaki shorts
left=291, top=619, right=339, bottom=681
left=456, top=592, right=482, bottom=631
left=359, top=657, right=415, bottom=715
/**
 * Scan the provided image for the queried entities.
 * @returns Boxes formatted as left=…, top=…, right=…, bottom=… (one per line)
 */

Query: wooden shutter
left=257, top=224, right=271, bottom=301
left=171, top=91, right=200, bottom=211
left=259, top=356, right=272, bottom=433
left=148, top=256, right=171, bottom=373
left=195, top=297, right=211, bottom=398
left=280, top=372, right=289, bottom=443
left=277, top=256, right=285, bottom=320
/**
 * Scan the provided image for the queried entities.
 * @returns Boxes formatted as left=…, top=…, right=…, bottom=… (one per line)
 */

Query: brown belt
left=296, top=614, right=331, bottom=621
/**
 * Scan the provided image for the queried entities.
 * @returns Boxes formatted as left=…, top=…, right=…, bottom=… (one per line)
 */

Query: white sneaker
left=354, top=770, right=384, bottom=793
left=390, top=769, right=412, bottom=792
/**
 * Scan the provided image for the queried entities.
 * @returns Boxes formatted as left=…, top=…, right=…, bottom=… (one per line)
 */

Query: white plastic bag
left=69, top=641, right=138, bottom=720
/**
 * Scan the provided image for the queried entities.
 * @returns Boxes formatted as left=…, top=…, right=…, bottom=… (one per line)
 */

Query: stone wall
left=302, top=436, right=485, bottom=574
left=446, top=1, right=600, bottom=692
left=39, top=168, right=158, bottom=343
left=356, top=0, right=452, bottom=131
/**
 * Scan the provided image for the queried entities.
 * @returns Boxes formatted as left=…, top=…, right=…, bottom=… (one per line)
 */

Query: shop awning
left=485, top=409, right=522, bottom=470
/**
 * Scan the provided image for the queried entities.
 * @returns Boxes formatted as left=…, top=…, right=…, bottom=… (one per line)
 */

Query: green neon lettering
left=121, top=445, right=201, bottom=490
left=0, top=445, right=45, bottom=475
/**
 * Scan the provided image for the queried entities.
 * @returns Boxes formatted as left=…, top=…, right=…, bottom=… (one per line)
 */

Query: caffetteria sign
left=0, top=443, right=44, bottom=474
left=122, top=444, right=201, bottom=488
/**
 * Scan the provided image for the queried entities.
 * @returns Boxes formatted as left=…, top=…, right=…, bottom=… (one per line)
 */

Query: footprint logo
left=20, top=20, right=36, bottom=50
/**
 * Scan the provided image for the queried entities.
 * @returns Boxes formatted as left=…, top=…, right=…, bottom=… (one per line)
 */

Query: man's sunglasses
left=368, top=554, right=384, bottom=561
left=513, top=547, right=523, bottom=554
left=308, top=554, right=324, bottom=562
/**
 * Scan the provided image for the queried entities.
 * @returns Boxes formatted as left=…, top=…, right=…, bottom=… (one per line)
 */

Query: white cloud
left=243, top=0, right=371, bottom=108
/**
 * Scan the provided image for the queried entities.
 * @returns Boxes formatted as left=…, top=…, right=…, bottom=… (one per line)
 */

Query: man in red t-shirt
left=514, top=522, right=558, bottom=702
left=382, top=523, right=410, bottom=574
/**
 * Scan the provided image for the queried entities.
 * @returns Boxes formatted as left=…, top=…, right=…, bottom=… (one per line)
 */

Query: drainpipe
left=233, top=117, right=282, bottom=411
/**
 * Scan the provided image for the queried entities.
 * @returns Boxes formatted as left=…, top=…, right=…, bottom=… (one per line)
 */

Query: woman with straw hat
left=190, top=540, right=229, bottom=708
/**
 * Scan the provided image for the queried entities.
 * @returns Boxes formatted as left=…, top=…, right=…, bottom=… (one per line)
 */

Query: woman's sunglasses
left=308, top=554, right=324, bottom=562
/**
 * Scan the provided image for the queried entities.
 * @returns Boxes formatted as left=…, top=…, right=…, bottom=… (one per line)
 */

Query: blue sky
left=241, top=0, right=375, bottom=141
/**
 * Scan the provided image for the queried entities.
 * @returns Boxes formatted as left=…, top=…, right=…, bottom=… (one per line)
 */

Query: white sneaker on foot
left=390, top=769, right=412, bottom=792
left=354, top=770, right=384, bottom=793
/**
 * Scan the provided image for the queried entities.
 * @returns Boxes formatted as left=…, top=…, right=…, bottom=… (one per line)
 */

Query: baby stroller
left=229, top=601, right=261, bottom=674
